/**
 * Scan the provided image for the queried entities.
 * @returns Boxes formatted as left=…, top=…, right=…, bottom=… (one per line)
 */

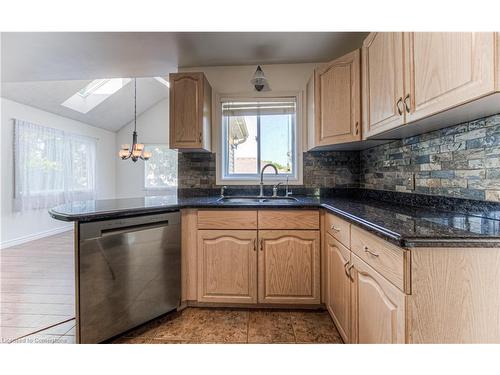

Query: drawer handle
left=330, top=225, right=341, bottom=232
left=364, top=246, right=379, bottom=257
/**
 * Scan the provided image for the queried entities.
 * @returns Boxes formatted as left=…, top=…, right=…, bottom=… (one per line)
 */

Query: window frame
left=216, top=92, right=303, bottom=185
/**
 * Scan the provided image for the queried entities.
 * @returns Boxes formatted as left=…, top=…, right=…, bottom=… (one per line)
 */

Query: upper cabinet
left=361, top=33, right=405, bottom=138
left=404, top=32, right=495, bottom=123
left=362, top=32, right=500, bottom=139
left=169, top=72, right=212, bottom=151
left=307, top=49, right=361, bottom=150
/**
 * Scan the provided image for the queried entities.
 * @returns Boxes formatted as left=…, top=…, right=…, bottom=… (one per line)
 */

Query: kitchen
left=1, top=2, right=500, bottom=373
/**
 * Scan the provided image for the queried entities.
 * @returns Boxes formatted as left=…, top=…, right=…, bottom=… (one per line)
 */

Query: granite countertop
left=49, top=192, right=500, bottom=248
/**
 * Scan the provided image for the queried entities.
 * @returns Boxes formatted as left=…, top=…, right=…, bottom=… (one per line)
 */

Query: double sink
left=217, top=196, right=299, bottom=204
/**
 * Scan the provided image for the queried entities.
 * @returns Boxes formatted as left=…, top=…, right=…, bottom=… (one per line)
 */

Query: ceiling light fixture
left=251, top=65, right=268, bottom=92
left=118, top=78, right=151, bottom=162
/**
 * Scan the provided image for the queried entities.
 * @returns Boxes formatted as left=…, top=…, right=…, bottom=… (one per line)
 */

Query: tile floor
left=111, top=308, right=343, bottom=344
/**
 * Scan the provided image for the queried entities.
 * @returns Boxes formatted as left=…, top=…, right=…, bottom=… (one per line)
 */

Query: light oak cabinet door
left=362, top=32, right=405, bottom=137
left=325, top=235, right=351, bottom=343
left=169, top=72, right=212, bottom=151
left=405, top=32, right=495, bottom=123
left=197, top=230, right=257, bottom=303
left=314, top=49, right=361, bottom=146
left=351, top=254, right=406, bottom=344
left=258, top=230, right=320, bottom=305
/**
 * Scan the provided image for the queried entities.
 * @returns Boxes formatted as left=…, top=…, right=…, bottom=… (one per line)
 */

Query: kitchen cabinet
left=169, top=72, right=212, bottom=151
left=350, top=253, right=406, bottom=344
left=258, top=230, right=320, bottom=304
left=404, top=32, right=495, bottom=123
left=325, top=234, right=351, bottom=343
left=362, top=32, right=500, bottom=139
left=197, top=230, right=257, bottom=304
left=309, top=49, right=361, bottom=148
left=361, top=32, right=406, bottom=138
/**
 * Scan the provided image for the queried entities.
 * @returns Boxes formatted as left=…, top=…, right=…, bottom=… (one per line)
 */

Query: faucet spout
left=259, top=163, right=278, bottom=197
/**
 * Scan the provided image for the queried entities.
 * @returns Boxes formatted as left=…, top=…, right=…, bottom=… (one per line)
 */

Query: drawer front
left=197, top=210, right=257, bottom=229
left=351, top=226, right=408, bottom=292
left=258, top=210, right=319, bottom=230
left=325, top=213, right=351, bottom=248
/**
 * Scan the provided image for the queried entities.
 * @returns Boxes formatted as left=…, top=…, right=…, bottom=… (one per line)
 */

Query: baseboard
left=0, top=225, right=72, bottom=249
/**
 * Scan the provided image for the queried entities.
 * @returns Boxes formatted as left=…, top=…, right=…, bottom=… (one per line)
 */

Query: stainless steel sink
left=217, top=196, right=298, bottom=204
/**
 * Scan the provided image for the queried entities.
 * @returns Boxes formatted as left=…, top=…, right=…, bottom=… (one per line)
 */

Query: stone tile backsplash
left=178, top=150, right=360, bottom=190
left=178, top=113, right=500, bottom=202
left=360, top=114, right=500, bottom=202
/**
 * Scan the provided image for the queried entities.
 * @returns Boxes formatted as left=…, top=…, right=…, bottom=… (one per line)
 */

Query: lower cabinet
left=350, top=254, right=406, bottom=344
left=325, top=235, right=351, bottom=343
left=197, top=230, right=257, bottom=304
left=258, top=230, right=320, bottom=304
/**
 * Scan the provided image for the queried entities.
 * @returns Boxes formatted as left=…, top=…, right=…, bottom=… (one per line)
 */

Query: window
left=220, top=97, right=298, bottom=183
left=144, top=144, right=178, bottom=190
left=14, top=119, right=97, bottom=211
left=62, top=78, right=131, bottom=114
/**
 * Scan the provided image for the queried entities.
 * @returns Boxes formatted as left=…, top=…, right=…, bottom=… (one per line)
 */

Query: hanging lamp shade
left=250, top=65, right=268, bottom=92
left=118, top=78, right=151, bottom=162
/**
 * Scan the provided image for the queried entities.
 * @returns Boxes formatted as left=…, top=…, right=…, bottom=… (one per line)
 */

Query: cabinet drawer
left=325, top=213, right=351, bottom=248
left=351, top=226, right=409, bottom=292
left=197, top=210, right=257, bottom=229
left=258, top=210, right=319, bottom=230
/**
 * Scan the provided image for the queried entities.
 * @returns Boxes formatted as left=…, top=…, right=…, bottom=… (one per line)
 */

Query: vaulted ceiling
left=0, top=32, right=368, bottom=131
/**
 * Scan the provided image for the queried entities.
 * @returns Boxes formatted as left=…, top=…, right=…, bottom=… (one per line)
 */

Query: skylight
left=62, top=78, right=131, bottom=114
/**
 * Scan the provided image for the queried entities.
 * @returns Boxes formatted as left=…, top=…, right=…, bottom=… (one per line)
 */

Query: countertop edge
left=49, top=201, right=500, bottom=249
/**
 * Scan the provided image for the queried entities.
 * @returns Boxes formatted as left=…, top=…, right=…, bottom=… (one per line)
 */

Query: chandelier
left=118, top=78, right=151, bottom=162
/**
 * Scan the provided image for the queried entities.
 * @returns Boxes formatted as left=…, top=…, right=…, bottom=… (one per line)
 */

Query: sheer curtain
left=14, top=119, right=97, bottom=211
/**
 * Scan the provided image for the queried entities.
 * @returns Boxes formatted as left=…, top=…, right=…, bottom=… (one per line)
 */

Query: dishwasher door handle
left=100, top=220, right=169, bottom=237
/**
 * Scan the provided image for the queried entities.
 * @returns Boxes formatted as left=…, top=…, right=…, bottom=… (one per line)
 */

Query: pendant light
left=251, top=65, right=268, bottom=92
left=118, top=78, right=152, bottom=162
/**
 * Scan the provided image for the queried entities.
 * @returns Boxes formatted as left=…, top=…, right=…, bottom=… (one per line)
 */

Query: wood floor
left=111, top=308, right=343, bottom=344
left=0, top=231, right=75, bottom=343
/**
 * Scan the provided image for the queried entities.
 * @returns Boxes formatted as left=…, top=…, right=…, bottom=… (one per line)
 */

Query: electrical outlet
left=407, top=173, right=415, bottom=191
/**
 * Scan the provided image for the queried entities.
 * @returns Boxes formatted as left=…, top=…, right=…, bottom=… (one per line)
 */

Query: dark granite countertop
left=49, top=191, right=500, bottom=248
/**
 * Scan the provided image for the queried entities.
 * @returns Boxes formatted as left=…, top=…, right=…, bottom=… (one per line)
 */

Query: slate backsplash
left=360, top=113, right=500, bottom=202
left=178, top=151, right=360, bottom=190
left=178, top=113, right=500, bottom=202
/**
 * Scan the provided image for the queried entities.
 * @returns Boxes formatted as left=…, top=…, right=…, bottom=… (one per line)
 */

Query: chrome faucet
left=259, top=163, right=278, bottom=197
left=272, top=182, right=283, bottom=197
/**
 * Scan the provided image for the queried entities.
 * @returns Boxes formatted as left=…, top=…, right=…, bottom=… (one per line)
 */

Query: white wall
left=115, top=98, right=170, bottom=198
left=180, top=63, right=317, bottom=94
left=0, top=98, right=117, bottom=248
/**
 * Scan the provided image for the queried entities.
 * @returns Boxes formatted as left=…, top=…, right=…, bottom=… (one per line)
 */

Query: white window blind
left=13, top=119, right=97, bottom=211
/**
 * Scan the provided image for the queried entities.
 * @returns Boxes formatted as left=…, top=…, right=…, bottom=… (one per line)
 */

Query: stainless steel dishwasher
left=77, top=212, right=180, bottom=343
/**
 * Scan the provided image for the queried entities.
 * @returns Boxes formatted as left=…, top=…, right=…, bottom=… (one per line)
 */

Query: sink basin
left=217, top=196, right=298, bottom=204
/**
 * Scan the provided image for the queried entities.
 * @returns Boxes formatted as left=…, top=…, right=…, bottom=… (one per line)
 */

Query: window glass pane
left=260, top=113, right=294, bottom=174
left=144, top=145, right=178, bottom=188
left=226, top=115, right=258, bottom=174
